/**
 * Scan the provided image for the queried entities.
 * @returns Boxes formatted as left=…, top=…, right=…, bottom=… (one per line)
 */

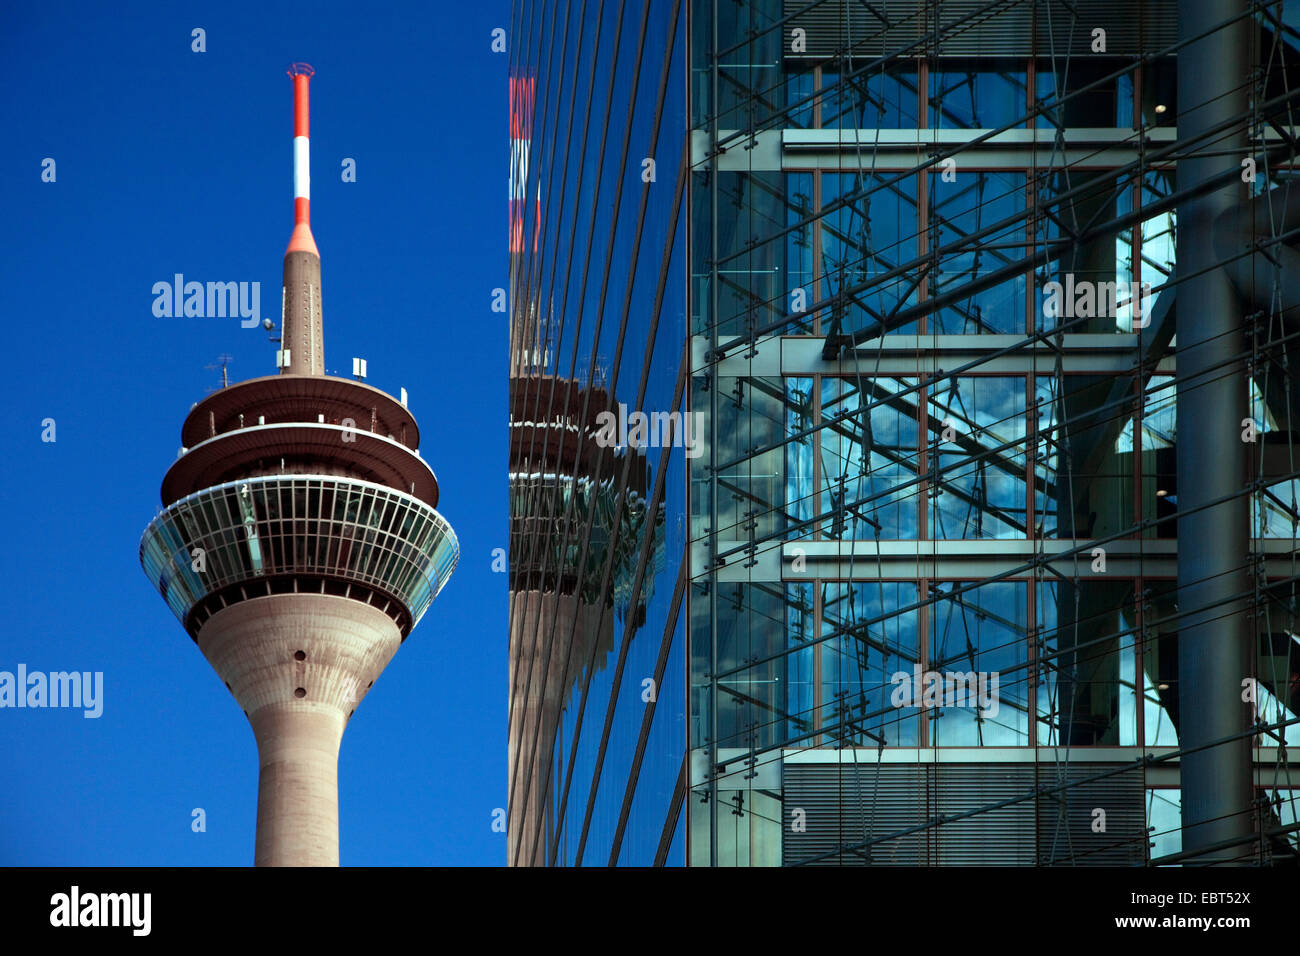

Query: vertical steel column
left=1176, top=0, right=1254, bottom=862
left=707, top=0, right=721, bottom=869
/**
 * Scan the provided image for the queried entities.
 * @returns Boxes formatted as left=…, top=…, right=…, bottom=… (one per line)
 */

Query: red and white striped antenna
left=286, top=63, right=317, bottom=257
left=509, top=74, right=539, bottom=255
left=279, top=63, right=324, bottom=375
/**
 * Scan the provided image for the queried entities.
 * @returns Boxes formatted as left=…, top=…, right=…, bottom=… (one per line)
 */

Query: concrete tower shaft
left=199, top=594, right=400, bottom=867
left=282, top=251, right=324, bottom=376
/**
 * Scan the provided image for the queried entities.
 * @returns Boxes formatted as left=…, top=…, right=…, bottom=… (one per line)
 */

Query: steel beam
left=1175, top=0, right=1256, bottom=864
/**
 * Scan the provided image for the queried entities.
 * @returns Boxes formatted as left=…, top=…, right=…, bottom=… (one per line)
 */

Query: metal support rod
left=1176, top=0, right=1255, bottom=864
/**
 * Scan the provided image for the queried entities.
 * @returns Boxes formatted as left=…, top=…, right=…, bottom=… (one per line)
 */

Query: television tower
left=140, top=64, right=458, bottom=866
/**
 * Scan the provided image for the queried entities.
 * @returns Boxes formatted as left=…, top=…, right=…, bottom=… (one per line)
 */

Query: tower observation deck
left=139, top=64, right=458, bottom=866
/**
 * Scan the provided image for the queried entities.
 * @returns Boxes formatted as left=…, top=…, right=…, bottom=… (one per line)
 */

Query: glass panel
left=711, top=0, right=781, bottom=131
left=785, top=172, right=815, bottom=334
left=1036, top=580, right=1138, bottom=746
left=785, top=377, right=815, bottom=531
left=1147, top=788, right=1181, bottom=860
left=714, top=377, right=785, bottom=541
left=1140, top=169, right=1176, bottom=316
left=786, top=581, right=816, bottom=742
left=1035, top=58, right=1134, bottom=128
left=820, top=581, right=921, bottom=746
left=1260, top=789, right=1300, bottom=856
left=822, top=171, right=920, bottom=337
left=1037, top=373, right=1136, bottom=539
left=1256, top=586, right=1300, bottom=749
left=1142, top=581, right=1180, bottom=747
left=929, top=580, right=1029, bottom=746
left=821, top=376, right=920, bottom=539
left=1138, top=57, right=1176, bottom=127
left=931, top=59, right=1028, bottom=129
left=713, top=172, right=784, bottom=340
left=1036, top=174, right=1134, bottom=334
left=929, top=171, right=1027, bottom=334
left=715, top=583, right=786, bottom=751
left=929, top=376, right=1028, bottom=540
left=822, top=62, right=919, bottom=129
left=1139, top=374, right=1177, bottom=538
left=783, top=63, right=815, bottom=128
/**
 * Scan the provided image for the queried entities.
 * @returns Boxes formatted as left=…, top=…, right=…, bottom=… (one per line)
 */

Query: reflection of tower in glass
left=139, top=66, right=458, bottom=866
left=506, top=72, right=663, bottom=865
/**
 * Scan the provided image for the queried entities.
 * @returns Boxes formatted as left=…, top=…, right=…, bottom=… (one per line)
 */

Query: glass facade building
left=509, top=0, right=1300, bottom=865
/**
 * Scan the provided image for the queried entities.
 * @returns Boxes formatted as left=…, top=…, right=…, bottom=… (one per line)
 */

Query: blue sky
left=0, top=0, right=510, bottom=865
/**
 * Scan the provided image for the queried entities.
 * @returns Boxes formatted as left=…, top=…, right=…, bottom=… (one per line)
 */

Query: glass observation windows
left=140, top=476, right=459, bottom=629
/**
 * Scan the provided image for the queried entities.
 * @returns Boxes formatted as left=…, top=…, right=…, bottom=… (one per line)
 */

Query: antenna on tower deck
left=204, top=354, right=234, bottom=391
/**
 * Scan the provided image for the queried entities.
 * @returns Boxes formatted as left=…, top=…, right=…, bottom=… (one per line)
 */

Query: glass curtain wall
left=688, top=0, right=1300, bottom=866
left=506, top=0, right=690, bottom=866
